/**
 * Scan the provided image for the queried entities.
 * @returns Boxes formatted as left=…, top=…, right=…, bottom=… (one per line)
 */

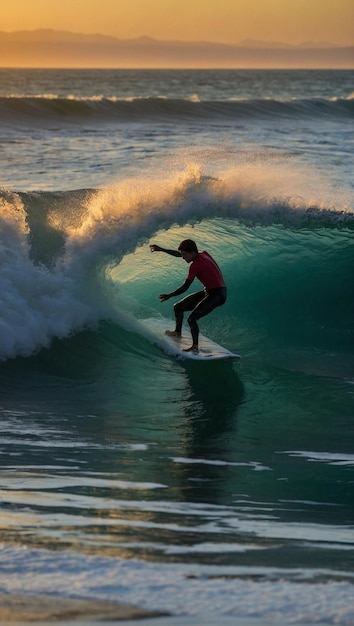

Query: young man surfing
left=149, top=239, right=227, bottom=353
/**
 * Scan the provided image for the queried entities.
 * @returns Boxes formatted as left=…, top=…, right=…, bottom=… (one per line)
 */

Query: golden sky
left=2, top=0, right=354, bottom=46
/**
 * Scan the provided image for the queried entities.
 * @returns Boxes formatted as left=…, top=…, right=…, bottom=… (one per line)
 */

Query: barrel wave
left=0, top=167, right=352, bottom=380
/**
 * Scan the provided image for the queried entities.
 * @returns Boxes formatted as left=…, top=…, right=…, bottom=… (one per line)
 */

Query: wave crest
left=1, top=95, right=353, bottom=125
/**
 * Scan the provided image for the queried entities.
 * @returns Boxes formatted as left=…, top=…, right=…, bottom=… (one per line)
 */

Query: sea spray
left=0, top=190, right=94, bottom=360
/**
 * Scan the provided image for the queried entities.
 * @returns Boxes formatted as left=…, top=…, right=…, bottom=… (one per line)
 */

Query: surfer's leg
left=186, top=313, right=200, bottom=349
left=171, top=291, right=205, bottom=335
left=187, top=288, right=227, bottom=349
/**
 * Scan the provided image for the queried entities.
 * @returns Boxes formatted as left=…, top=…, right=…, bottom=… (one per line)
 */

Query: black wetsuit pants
left=174, top=287, right=227, bottom=346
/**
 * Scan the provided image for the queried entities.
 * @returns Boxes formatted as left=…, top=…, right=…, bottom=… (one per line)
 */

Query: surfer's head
left=178, top=239, right=198, bottom=263
left=178, top=239, right=198, bottom=254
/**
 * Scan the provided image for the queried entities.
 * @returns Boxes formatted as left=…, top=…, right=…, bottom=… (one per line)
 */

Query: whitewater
left=0, top=68, right=353, bottom=625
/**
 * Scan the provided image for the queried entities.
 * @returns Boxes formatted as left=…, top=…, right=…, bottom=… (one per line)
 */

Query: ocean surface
left=0, top=68, right=353, bottom=625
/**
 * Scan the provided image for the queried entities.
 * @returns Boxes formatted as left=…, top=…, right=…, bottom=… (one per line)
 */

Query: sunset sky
left=2, top=0, right=354, bottom=46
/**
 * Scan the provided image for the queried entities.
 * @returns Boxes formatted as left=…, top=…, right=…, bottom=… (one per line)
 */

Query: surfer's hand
left=150, top=244, right=161, bottom=252
left=159, top=293, right=170, bottom=302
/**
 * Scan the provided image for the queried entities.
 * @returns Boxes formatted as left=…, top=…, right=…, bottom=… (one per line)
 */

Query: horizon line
left=0, top=28, right=352, bottom=49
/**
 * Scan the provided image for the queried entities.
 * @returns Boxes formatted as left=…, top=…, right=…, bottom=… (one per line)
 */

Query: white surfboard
left=142, top=317, right=241, bottom=361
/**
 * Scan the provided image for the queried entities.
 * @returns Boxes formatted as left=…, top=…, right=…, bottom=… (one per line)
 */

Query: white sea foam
left=282, top=451, right=354, bottom=466
left=0, top=545, right=353, bottom=625
left=0, top=191, right=97, bottom=360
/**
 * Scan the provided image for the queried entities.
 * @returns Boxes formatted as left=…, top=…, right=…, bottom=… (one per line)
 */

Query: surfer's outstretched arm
left=159, top=279, right=192, bottom=301
left=150, top=244, right=182, bottom=257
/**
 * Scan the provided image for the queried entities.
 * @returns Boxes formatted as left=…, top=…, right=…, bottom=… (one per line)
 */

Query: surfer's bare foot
left=165, top=330, right=181, bottom=338
left=183, top=345, right=199, bottom=354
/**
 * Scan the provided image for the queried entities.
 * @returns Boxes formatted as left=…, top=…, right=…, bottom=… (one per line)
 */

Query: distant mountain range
left=1, top=29, right=353, bottom=69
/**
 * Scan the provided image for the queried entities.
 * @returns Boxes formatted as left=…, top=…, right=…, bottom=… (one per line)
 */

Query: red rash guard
left=187, top=251, right=226, bottom=290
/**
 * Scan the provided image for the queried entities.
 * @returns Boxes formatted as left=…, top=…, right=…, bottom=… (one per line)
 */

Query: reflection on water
left=179, top=360, right=244, bottom=461
left=0, top=325, right=353, bottom=577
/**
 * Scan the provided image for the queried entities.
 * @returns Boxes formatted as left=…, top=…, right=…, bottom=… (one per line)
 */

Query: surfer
left=150, top=239, right=227, bottom=353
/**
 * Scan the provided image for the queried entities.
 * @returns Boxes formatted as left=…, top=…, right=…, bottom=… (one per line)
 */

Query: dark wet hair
left=178, top=239, right=198, bottom=253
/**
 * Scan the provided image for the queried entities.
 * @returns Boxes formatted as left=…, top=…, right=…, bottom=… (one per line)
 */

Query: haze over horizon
left=1, top=0, right=353, bottom=68
left=2, top=0, right=354, bottom=44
